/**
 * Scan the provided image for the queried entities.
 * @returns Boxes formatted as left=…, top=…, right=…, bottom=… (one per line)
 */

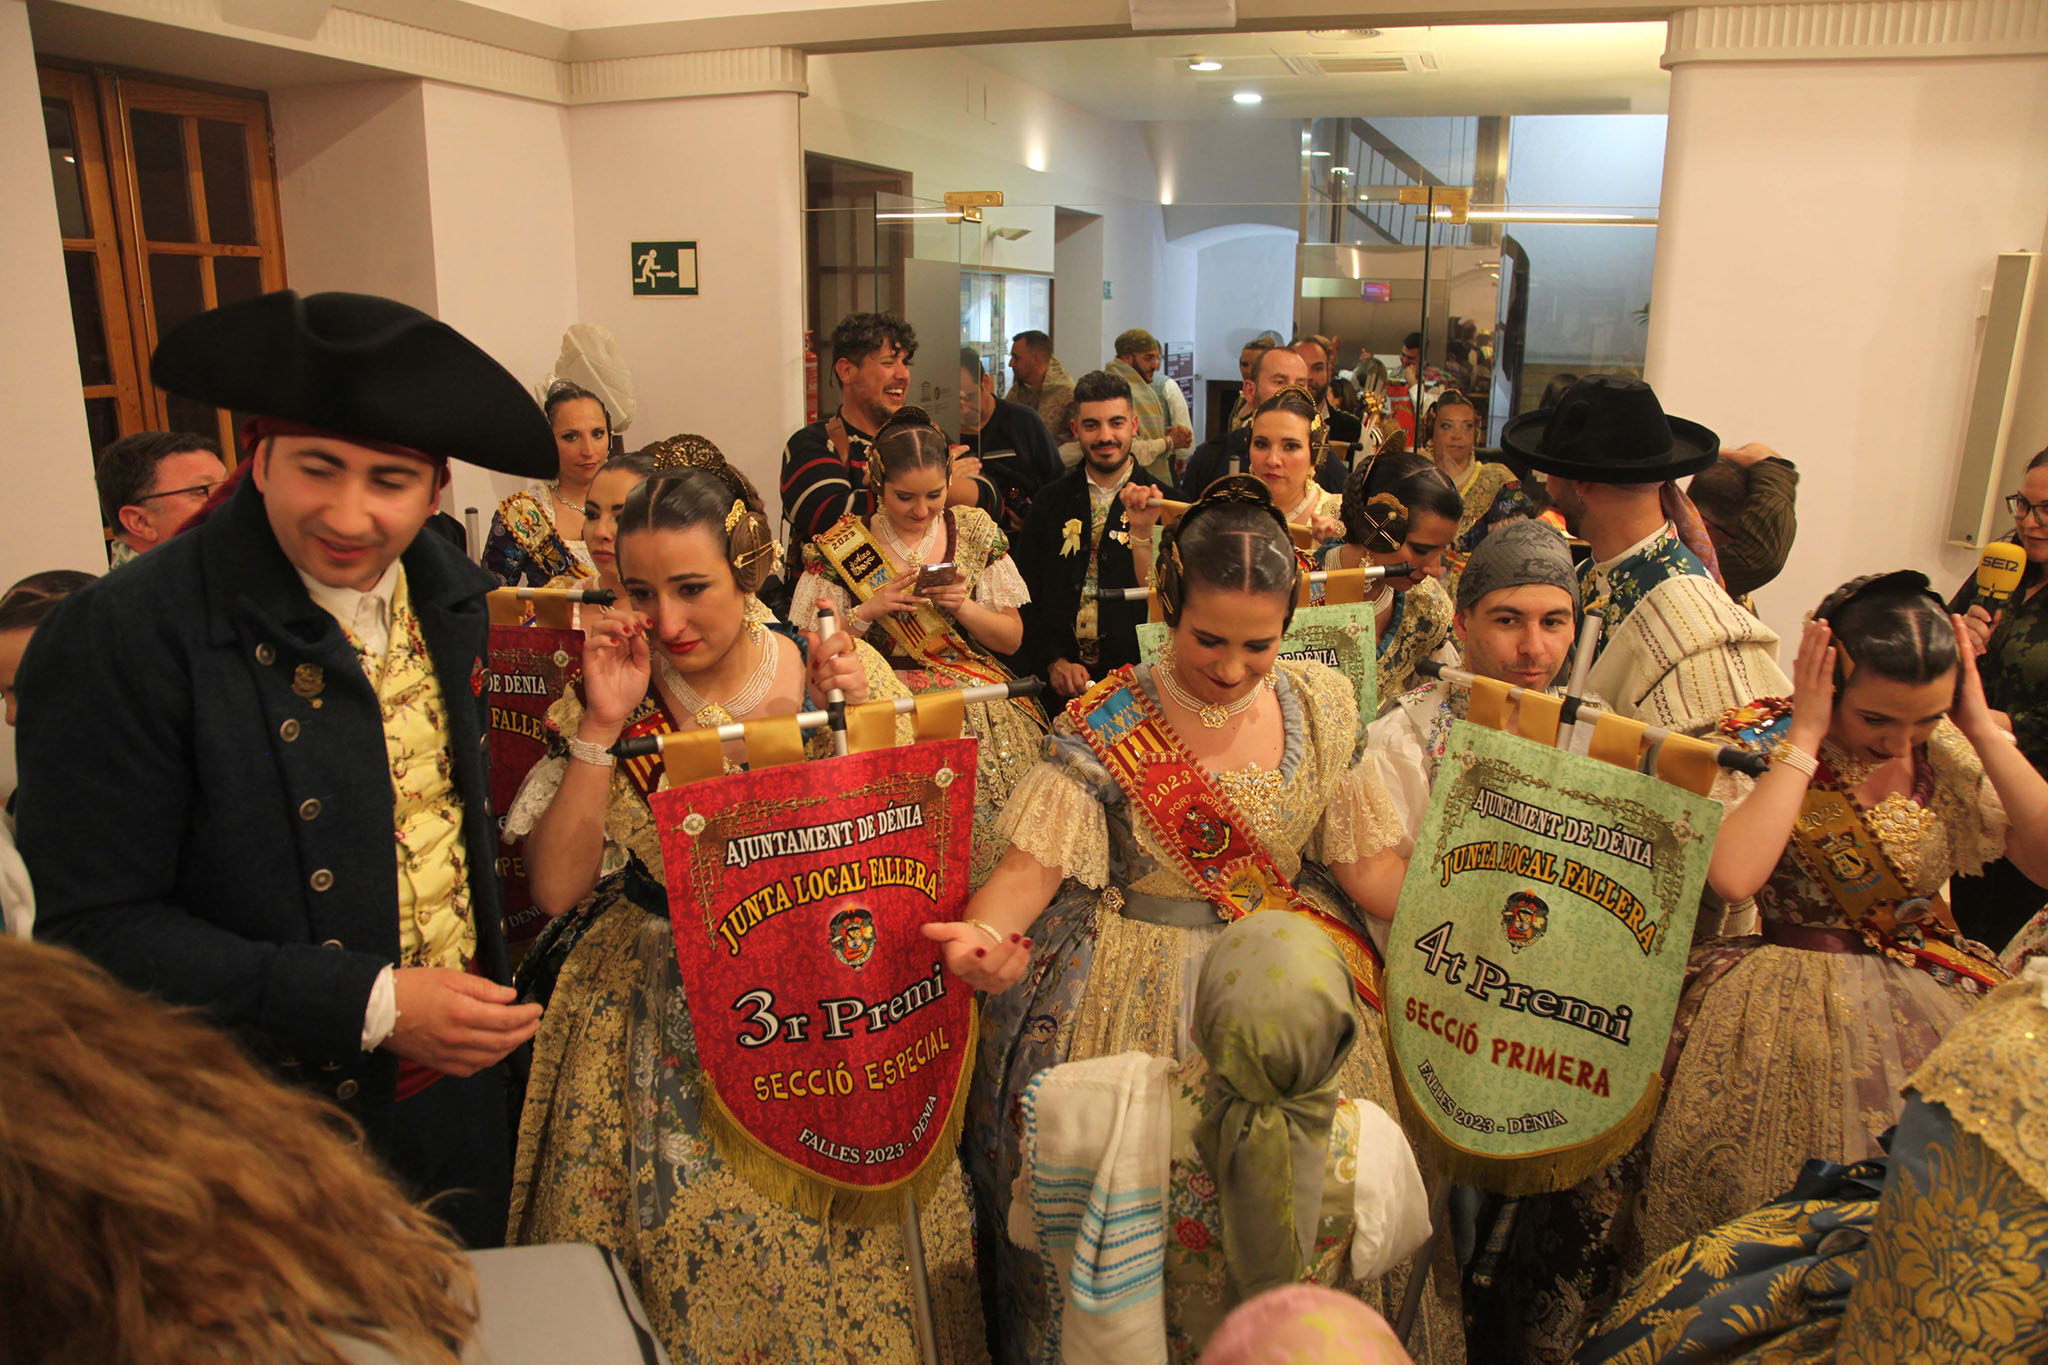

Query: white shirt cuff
left=361, top=964, right=398, bottom=1051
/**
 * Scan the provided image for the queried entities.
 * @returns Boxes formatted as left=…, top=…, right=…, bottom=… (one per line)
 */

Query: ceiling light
left=1232, top=90, right=1263, bottom=105
left=1307, top=150, right=1332, bottom=157
left=1307, top=28, right=1381, bottom=40
left=1188, top=58, right=1222, bottom=71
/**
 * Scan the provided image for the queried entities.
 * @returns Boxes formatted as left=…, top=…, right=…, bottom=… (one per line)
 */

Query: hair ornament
left=724, top=499, right=746, bottom=534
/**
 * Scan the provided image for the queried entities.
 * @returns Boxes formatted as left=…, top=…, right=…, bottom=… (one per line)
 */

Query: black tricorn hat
left=1501, top=376, right=1718, bottom=483
left=151, top=290, right=558, bottom=478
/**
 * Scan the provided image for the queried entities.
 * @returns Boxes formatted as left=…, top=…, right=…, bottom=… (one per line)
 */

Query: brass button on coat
left=298, top=797, right=322, bottom=821
left=255, top=643, right=276, bottom=666
left=279, top=718, right=301, bottom=742
left=320, top=938, right=342, bottom=950
left=336, top=1079, right=359, bottom=1101
left=309, top=868, right=334, bottom=892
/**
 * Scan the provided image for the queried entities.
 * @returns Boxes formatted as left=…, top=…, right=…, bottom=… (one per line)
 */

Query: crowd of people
left=7, top=287, right=2048, bottom=1364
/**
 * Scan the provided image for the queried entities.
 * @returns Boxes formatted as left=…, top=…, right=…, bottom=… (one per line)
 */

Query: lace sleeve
left=995, top=757, right=1110, bottom=887
left=789, top=567, right=865, bottom=635
left=504, top=756, right=569, bottom=841
left=972, top=552, right=1032, bottom=610
left=1367, top=716, right=1433, bottom=859
left=1315, top=759, right=1407, bottom=866
left=1928, top=721, right=2009, bottom=879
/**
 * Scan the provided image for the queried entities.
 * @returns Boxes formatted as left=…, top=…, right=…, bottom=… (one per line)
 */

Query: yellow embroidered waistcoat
left=349, top=570, right=476, bottom=971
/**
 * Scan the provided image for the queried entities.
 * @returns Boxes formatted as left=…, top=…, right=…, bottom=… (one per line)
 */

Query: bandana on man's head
left=1455, top=518, right=1581, bottom=615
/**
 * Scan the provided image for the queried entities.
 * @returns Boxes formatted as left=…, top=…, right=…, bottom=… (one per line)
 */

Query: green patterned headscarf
left=1192, top=912, right=1359, bottom=1297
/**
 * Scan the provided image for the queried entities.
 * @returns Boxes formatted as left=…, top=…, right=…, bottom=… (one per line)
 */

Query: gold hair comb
left=724, top=499, right=746, bottom=534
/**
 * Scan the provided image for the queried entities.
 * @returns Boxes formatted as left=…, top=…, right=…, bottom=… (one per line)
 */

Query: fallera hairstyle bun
left=615, top=447, right=777, bottom=594
left=1157, top=473, right=1302, bottom=630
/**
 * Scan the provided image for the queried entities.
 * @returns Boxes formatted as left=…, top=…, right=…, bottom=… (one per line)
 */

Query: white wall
left=1646, top=55, right=2048, bottom=640
left=0, top=1, right=109, bottom=789
left=567, top=92, right=806, bottom=513
left=420, top=82, right=579, bottom=520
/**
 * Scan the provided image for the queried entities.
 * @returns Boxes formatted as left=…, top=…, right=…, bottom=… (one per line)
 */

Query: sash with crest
left=811, top=513, right=1033, bottom=704
left=1789, top=779, right=2004, bottom=989
left=1066, top=668, right=1383, bottom=1009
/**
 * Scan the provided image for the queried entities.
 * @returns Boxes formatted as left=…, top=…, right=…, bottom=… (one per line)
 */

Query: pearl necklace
left=1158, top=661, right=1264, bottom=730
left=654, top=631, right=780, bottom=728
left=877, top=514, right=940, bottom=571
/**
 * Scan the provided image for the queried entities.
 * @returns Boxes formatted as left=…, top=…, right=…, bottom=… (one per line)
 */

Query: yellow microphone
left=1977, top=541, right=2026, bottom=611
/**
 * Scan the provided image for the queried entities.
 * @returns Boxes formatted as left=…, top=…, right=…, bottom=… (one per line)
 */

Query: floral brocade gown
left=504, top=650, right=987, bottom=1364
left=967, top=659, right=1465, bottom=1365
left=1640, top=718, right=2010, bottom=1261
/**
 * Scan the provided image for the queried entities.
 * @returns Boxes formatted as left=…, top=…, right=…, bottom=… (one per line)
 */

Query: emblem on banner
left=829, top=906, right=878, bottom=971
left=1501, top=891, right=1550, bottom=952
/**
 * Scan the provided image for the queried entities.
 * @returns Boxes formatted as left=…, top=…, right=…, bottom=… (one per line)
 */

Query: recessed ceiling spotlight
left=1188, top=57, right=1223, bottom=71
left=1307, top=27, right=1381, bottom=39
left=1232, top=90, right=1263, bottom=105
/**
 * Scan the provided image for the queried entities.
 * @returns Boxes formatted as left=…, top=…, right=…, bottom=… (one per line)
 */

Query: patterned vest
left=345, top=569, right=476, bottom=971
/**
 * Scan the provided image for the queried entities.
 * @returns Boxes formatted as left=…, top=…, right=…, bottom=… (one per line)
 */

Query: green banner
left=1385, top=721, right=1720, bottom=1194
left=1138, top=602, right=1376, bottom=725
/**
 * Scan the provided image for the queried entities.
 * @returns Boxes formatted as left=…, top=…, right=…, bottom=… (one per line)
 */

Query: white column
left=1646, top=1, right=2048, bottom=635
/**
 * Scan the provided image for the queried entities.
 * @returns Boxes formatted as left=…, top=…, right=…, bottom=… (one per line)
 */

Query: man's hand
left=1120, top=482, right=1163, bottom=537
left=384, top=969, right=542, bottom=1076
left=1167, top=424, right=1194, bottom=451
left=1050, top=658, right=1093, bottom=698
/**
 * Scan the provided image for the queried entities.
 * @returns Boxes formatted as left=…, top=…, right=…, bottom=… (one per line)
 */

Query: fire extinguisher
left=803, top=330, right=820, bottom=424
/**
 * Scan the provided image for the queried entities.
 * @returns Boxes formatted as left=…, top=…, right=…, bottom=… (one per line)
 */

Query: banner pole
left=613, top=677, right=1045, bottom=758
left=1094, top=561, right=1410, bottom=600
left=816, top=603, right=939, bottom=1365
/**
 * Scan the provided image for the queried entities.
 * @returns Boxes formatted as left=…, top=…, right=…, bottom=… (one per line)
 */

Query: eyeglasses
left=2005, top=493, right=2048, bottom=523
left=134, top=481, right=221, bottom=504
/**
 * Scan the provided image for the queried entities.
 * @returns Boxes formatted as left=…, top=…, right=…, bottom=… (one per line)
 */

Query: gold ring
left=965, top=918, right=1006, bottom=947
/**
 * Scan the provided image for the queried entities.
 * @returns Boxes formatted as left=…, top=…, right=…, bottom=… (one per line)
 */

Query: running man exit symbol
left=631, top=241, right=699, bottom=296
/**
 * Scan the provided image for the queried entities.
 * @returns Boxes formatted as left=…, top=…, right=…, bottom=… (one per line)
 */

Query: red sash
left=1067, top=668, right=1383, bottom=1010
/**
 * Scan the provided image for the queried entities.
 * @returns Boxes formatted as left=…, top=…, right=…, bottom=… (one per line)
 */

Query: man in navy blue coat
left=17, top=291, right=553, bottom=1247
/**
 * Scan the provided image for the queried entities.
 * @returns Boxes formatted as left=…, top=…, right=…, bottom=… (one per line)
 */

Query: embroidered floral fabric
left=485, top=484, right=593, bottom=588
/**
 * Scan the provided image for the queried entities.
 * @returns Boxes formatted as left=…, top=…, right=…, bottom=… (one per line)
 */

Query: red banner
left=652, top=740, right=978, bottom=1207
left=486, top=624, right=582, bottom=946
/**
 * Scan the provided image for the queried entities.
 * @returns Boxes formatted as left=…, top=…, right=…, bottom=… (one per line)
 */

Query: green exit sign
left=631, top=241, right=698, bottom=296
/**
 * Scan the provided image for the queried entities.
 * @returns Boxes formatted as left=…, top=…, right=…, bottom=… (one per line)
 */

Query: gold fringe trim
left=695, top=1009, right=979, bottom=1227
left=1390, top=1060, right=1664, bottom=1197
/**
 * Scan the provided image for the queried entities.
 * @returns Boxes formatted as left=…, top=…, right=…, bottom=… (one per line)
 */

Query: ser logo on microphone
left=1977, top=541, right=2026, bottom=610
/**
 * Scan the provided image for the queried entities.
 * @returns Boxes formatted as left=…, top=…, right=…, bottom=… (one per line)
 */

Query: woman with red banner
left=502, top=460, right=986, bottom=1361
left=935, top=476, right=1463, bottom=1364
left=790, top=405, right=1046, bottom=884
left=532, top=434, right=728, bottom=619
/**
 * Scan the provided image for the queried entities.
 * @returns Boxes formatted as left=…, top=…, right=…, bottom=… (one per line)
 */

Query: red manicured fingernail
left=975, top=948, right=986, bottom=958
left=1010, top=932, right=1022, bottom=943
left=1023, top=937, right=1034, bottom=949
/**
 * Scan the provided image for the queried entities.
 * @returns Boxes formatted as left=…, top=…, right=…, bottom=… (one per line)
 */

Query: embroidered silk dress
left=1639, top=716, right=2009, bottom=1262
left=485, top=480, right=594, bottom=588
left=790, top=506, right=1045, bottom=885
left=1434, top=458, right=1534, bottom=603
left=1317, top=546, right=1452, bottom=712
left=1579, top=960, right=2048, bottom=1364
left=967, top=659, right=1465, bottom=1365
left=503, top=629, right=986, bottom=1364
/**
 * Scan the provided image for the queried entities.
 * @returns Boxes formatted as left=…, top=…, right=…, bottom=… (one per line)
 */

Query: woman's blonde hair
left=0, top=938, right=477, bottom=1363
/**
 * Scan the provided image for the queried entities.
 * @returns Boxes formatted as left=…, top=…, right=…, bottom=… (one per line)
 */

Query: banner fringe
left=1391, top=1064, right=1665, bottom=1197
left=696, top=1010, right=979, bottom=1227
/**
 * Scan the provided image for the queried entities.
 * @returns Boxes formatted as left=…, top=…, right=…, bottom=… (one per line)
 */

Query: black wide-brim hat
left=1501, top=375, right=1718, bottom=483
left=151, top=290, right=558, bottom=478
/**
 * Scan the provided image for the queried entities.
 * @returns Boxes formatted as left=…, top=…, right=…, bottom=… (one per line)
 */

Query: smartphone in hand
left=915, top=562, right=958, bottom=593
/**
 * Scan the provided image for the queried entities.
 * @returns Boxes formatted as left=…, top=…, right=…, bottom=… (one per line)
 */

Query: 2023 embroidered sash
left=812, top=515, right=1014, bottom=694
left=1068, top=668, right=1383, bottom=1009
left=1789, top=782, right=2003, bottom=989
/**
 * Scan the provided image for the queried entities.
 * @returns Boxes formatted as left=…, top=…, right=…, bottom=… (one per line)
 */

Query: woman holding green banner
left=946, top=476, right=1464, bottom=1365
left=1325, top=452, right=1461, bottom=708
left=1642, top=573, right=2048, bottom=1269
left=789, top=405, right=1045, bottom=885
left=503, top=461, right=988, bottom=1362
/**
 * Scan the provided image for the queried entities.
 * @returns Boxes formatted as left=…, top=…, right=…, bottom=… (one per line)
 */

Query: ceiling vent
left=1275, top=51, right=1433, bottom=77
